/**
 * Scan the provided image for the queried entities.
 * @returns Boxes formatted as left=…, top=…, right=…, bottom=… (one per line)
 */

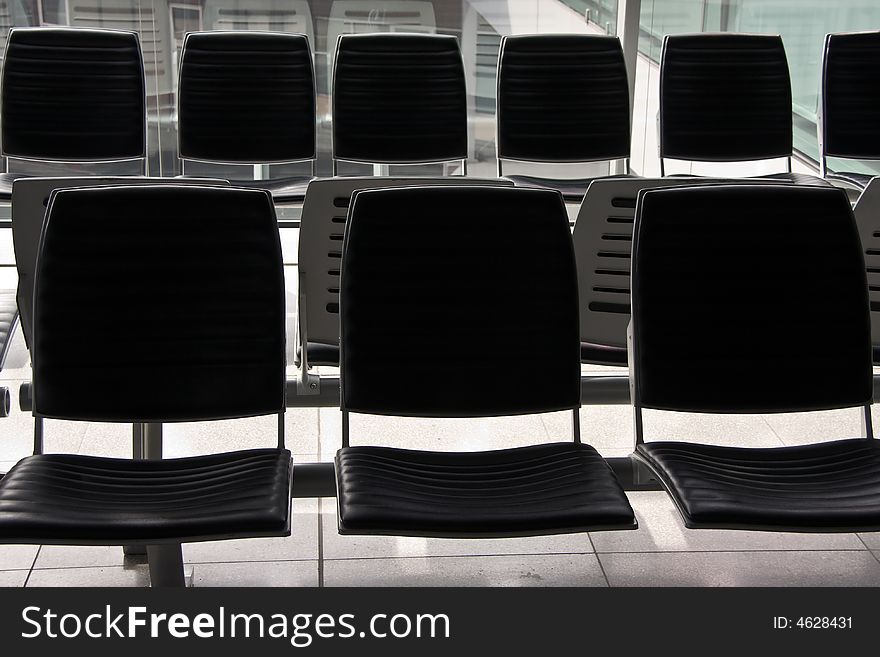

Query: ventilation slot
left=333, top=197, right=351, bottom=208
left=328, top=287, right=339, bottom=294
left=592, top=286, right=630, bottom=294
left=328, top=251, right=342, bottom=259
left=588, top=302, right=629, bottom=314
left=595, top=269, right=628, bottom=276
left=328, top=269, right=340, bottom=276
left=330, top=234, right=344, bottom=241
left=326, top=303, right=339, bottom=314
left=601, top=234, right=632, bottom=241
left=331, top=215, right=347, bottom=223
left=597, top=251, right=630, bottom=259
left=606, top=215, right=634, bottom=223
left=610, top=197, right=636, bottom=209
left=871, top=301, right=880, bottom=312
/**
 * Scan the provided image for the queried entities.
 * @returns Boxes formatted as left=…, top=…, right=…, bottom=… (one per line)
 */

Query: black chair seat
left=295, top=341, right=340, bottom=368
left=0, top=448, right=292, bottom=544
left=827, top=171, right=875, bottom=191
left=336, top=443, right=636, bottom=537
left=581, top=341, right=627, bottom=366
left=506, top=174, right=634, bottom=202
left=635, top=439, right=880, bottom=531
left=667, top=172, right=831, bottom=187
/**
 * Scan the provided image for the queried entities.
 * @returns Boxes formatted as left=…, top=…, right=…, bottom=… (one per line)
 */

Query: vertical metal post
left=143, top=422, right=187, bottom=587
left=572, top=408, right=581, bottom=444
left=278, top=412, right=286, bottom=449
left=33, top=416, right=44, bottom=456
left=123, top=423, right=147, bottom=557
left=616, top=0, right=642, bottom=147
left=633, top=405, right=645, bottom=446
left=341, top=410, right=350, bottom=448
left=863, top=404, right=874, bottom=440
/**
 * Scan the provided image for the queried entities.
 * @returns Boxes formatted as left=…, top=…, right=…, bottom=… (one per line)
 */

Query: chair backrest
left=496, top=34, right=630, bottom=165
left=12, top=176, right=229, bottom=350
left=851, top=175, right=880, bottom=351
left=298, top=177, right=513, bottom=351
left=573, top=177, right=796, bottom=353
left=630, top=184, right=872, bottom=414
left=326, top=0, right=436, bottom=83
left=32, top=185, right=285, bottom=423
left=820, top=30, right=880, bottom=169
left=178, top=31, right=316, bottom=165
left=340, top=186, right=580, bottom=417
left=68, top=0, right=174, bottom=103
left=1, top=27, right=146, bottom=162
left=659, top=33, right=792, bottom=166
left=204, top=0, right=314, bottom=46
left=332, top=33, right=467, bottom=166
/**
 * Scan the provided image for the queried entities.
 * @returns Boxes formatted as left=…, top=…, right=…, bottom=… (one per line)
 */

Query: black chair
left=659, top=33, right=826, bottom=185
left=819, top=30, right=880, bottom=190
left=0, top=185, right=291, bottom=585
left=334, top=186, right=636, bottom=537
left=331, top=33, right=468, bottom=176
left=496, top=34, right=631, bottom=202
left=177, top=31, right=316, bottom=203
left=630, top=184, right=880, bottom=531
left=0, top=27, right=147, bottom=199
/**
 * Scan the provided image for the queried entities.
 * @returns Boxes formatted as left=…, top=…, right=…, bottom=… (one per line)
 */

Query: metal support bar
left=123, top=423, right=147, bottom=557
left=864, top=404, right=874, bottom=439
left=147, top=544, right=187, bottom=588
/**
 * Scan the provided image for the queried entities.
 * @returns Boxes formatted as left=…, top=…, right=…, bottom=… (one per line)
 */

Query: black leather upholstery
left=178, top=32, right=316, bottom=164
left=33, top=185, right=286, bottom=422
left=336, top=443, right=636, bottom=536
left=630, top=185, right=872, bottom=413
left=1, top=28, right=145, bottom=161
left=341, top=186, right=580, bottom=417
left=827, top=171, right=875, bottom=190
left=332, top=34, right=467, bottom=164
left=660, top=34, right=792, bottom=162
left=0, top=449, right=292, bottom=543
left=821, top=31, right=880, bottom=161
left=497, top=35, right=629, bottom=163
left=581, top=341, right=627, bottom=366
left=636, top=440, right=880, bottom=531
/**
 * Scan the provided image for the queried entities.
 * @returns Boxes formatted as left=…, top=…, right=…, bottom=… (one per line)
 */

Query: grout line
left=317, top=499, right=325, bottom=588
left=856, top=534, right=880, bottom=565
left=22, top=545, right=41, bottom=587
left=757, top=415, right=788, bottom=447
left=588, top=534, right=612, bottom=587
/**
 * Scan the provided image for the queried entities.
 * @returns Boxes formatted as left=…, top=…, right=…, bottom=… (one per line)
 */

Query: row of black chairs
left=0, top=182, right=877, bottom=587
left=3, top=27, right=878, bottom=205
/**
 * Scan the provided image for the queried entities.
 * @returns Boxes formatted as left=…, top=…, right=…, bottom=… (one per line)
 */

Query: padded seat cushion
left=667, top=172, right=831, bottom=187
left=507, top=174, right=634, bottom=201
left=179, top=174, right=312, bottom=203
left=636, top=439, right=880, bottom=531
left=336, top=442, right=636, bottom=536
left=827, top=171, right=875, bottom=190
left=581, top=341, right=627, bottom=366
left=0, top=448, right=292, bottom=544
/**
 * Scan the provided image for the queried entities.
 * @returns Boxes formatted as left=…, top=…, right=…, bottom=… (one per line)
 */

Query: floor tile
left=27, top=565, right=151, bottom=587
left=599, top=550, right=880, bottom=587
left=858, top=533, right=880, bottom=550
left=319, top=409, right=553, bottom=459
left=320, top=500, right=594, bottom=560
left=591, top=492, right=866, bottom=553
left=324, top=554, right=607, bottom=587
left=762, top=408, right=865, bottom=446
left=192, top=560, right=317, bottom=587
left=0, top=570, right=29, bottom=587
left=0, top=544, right=39, bottom=570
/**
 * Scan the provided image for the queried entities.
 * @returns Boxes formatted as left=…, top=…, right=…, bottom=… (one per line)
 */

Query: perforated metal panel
left=574, top=177, right=799, bottom=351
left=297, top=177, right=512, bottom=349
